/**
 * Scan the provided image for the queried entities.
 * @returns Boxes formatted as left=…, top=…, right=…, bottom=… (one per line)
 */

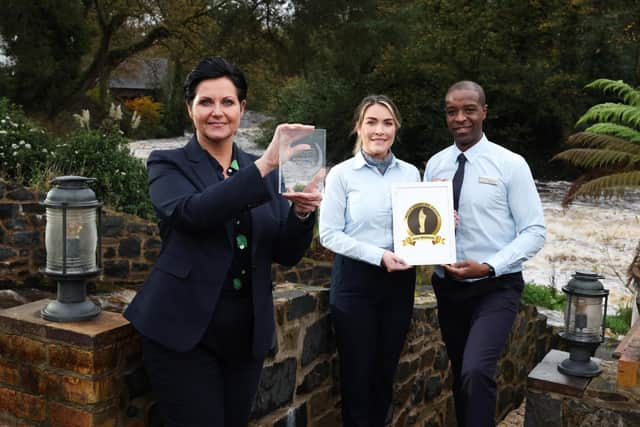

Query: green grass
left=606, top=305, right=632, bottom=336
left=521, top=283, right=566, bottom=311
left=522, top=283, right=632, bottom=335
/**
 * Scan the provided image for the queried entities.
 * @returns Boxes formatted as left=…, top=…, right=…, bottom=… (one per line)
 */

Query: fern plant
left=553, top=78, right=640, bottom=205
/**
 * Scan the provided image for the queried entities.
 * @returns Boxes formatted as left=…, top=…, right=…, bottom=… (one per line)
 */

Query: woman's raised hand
left=255, top=124, right=315, bottom=177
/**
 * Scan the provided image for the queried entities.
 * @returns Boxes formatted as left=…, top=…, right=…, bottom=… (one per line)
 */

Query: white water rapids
left=525, top=181, right=639, bottom=314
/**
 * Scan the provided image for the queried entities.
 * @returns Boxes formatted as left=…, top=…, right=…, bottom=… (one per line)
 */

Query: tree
left=552, top=78, right=640, bottom=205
left=0, top=0, right=211, bottom=117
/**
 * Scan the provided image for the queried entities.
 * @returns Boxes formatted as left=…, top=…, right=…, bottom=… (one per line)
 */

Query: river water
left=525, top=181, right=639, bottom=313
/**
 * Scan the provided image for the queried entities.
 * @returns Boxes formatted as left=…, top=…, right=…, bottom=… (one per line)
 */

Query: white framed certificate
left=391, top=181, right=456, bottom=265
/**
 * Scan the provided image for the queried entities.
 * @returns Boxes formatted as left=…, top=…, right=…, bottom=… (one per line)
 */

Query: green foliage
left=265, top=74, right=359, bottom=162
left=553, top=78, right=640, bottom=203
left=0, top=98, right=51, bottom=183
left=521, top=283, right=566, bottom=311
left=0, top=97, right=153, bottom=219
left=606, top=305, right=632, bottom=336
left=585, top=79, right=640, bottom=107
left=48, top=128, right=153, bottom=219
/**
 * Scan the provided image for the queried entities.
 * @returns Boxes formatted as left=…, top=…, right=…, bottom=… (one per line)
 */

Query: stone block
left=143, top=238, right=162, bottom=250
left=524, top=391, right=562, bottom=427
left=312, top=409, right=340, bottom=427
left=5, top=217, right=28, bottom=231
left=500, top=359, right=515, bottom=383
left=21, top=203, right=44, bottom=215
left=273, top=402, right=307, bottom=427
left=297, top=360, right=331, bottom=394
left=104, top=260, right=130, bottom=278
left=0, top=333, right=47, bottom=364
left=410, top=374, right=425, bottom=405
left=0, top=300, right=133, bottom=348
left=7, top=189, right=34, bottom=201
left=49, top=402, right=118, bottom=427
left=118, top=236, right=141, bottom=257
left=301, top=316, right=334, bottom=367
left=101, top=215, right=125, bottom=237
left=434, top=345, right=450, bottom=371
left=306, top=386, right=334, bottom=418
left=251, top=357, right=297, bottom=419
left=420, top=347, right=436, bottom=370
left=0, top=360, right=45, bottom=395
left=283, top=270, right=300, bottom=283
left=280, top=325, right=300, bottom=353
left=425, top=375, right=442, bottom=402
left=287, top=292, right=316, bottom=320
left=41, top=370, right=115, bottom=405
left=48, top=343, right=117, bottom=376
left=395, top=357, right=420, bottom=384
left=126, top=222, right=156, bottom=234
left=131, top=262, right=151, bottom=272
left=144, top=250, right=160, bottom=261
left=0, top=203, right=18, bottom=220
left=11, top=231, right=39, bottom=247
left=394, top=378, right=412, bottom=406
left=0, top=358, right=20, bottom=386
left=0, top=388, right=46, bottom=421
left=48, top=402, right=93, bottom=427
left=0, top=246, right=16, bottom=261
left=527, top=349, right=589, bottom=398
left=103, top=246, right=116, bottom=259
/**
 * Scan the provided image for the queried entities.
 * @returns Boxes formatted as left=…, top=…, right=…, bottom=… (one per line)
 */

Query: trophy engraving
left=279, top=129, right=326, bottom=193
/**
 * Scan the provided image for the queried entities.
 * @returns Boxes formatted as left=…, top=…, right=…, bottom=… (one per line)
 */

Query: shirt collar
left=352, top=150, right=399, bottom=170
left=453, top=133, right=488, bottom=164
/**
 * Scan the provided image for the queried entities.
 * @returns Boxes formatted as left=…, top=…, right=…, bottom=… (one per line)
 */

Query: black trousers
left=432, top=273, right=523, bottom=427
left=330, top=255, right=416, bottom=427
left=141, top=292, right=263, bottom=427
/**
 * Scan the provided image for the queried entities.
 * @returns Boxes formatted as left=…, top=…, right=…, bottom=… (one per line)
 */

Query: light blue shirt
left=320, top=151, right=421, bottom=266
left=424, top=134, right=546, bottom=279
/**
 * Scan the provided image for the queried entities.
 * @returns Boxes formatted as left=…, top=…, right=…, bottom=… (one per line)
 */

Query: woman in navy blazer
left=124, top=57, right=321, bottom=426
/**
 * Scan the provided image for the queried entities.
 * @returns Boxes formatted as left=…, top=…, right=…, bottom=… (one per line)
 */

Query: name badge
left=478, top=176, right=498, bottom=185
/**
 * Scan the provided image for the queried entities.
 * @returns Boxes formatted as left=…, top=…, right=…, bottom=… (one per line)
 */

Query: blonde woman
left=319, top=95, right=420, bottom=427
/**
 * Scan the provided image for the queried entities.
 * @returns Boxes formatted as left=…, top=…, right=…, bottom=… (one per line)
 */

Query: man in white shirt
left=424, top=81, right=546, bottom=427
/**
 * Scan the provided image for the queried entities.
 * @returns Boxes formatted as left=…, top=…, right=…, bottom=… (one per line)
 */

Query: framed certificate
left=391, top=181, right=456, bottom=265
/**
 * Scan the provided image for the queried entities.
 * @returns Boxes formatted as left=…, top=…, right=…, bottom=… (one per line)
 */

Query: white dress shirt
left=424, top=134, right=546, bottom=278
left=320, top=151, right=421, bottom=266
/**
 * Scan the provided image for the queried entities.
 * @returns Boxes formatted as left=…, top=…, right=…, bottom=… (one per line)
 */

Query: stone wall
left=526, top=349, right=640, bottom=426
left=0, top=179, right=331, bottom=292
left=0, top=179, right=557, bottom=425
left=0, top=285, right=555, bottom=427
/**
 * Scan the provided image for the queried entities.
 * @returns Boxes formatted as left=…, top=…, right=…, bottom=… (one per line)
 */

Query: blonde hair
left=351, top=95, right=402, bottom=155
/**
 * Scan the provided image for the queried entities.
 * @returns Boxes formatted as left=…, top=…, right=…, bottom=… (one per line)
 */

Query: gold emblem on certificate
left=401, top=203, right=446, bottom=246
left=391, top=182, right=456, bottom=265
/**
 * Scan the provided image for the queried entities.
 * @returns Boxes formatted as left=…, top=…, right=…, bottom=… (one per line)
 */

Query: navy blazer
left=124, top=137, right=314, bottom=359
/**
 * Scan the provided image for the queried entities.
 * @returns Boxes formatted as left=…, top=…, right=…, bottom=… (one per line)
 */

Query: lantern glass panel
left=45, top=207, right=97, bottom=274
left=565, top=294, right=603, bottom=339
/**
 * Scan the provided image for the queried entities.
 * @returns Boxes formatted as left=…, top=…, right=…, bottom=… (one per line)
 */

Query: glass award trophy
left=278, top=128, right=326, bottom=193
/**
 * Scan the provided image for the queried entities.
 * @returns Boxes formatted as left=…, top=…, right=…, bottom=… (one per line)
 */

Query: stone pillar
left=525, top=349, right=640, bottom=426
left=0, top=299, right=141, bottom=427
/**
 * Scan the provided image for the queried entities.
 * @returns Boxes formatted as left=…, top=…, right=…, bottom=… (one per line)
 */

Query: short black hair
left=446, top=80, right=486, bottom=105
left=183, top=56, right=248, bottom=105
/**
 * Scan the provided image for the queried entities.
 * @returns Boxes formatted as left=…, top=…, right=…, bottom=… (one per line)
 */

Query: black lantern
left=41, top=176, right=102, bottom=322
left=558, top=271, right=609, bottom=377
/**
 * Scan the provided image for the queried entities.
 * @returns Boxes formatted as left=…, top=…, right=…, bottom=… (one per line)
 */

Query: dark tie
left=452, top=153, right=466, bottom=211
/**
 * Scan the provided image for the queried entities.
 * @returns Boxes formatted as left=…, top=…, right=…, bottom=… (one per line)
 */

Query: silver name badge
left=478, top=176, right=498, bottom=185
